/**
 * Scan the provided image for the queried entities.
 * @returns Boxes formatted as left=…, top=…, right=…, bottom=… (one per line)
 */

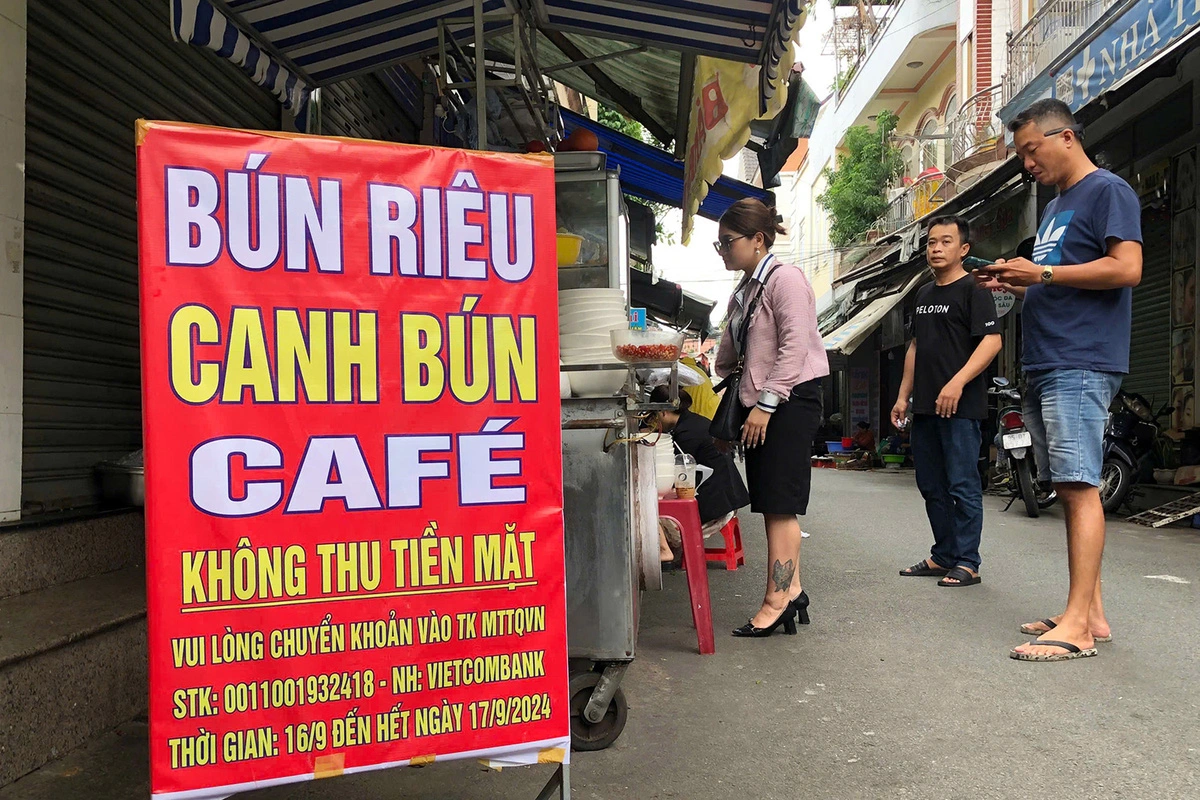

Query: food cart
left=554, top=152, right=676, bottom=751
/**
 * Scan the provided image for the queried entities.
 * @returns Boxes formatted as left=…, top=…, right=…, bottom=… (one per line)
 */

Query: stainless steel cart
left=555, top=154, right=668, bottom=751
left=559, top=393, right=655, bottom=749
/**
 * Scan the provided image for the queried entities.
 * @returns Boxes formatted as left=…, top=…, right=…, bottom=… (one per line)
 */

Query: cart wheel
left=568, top=671, right=627, bottom=751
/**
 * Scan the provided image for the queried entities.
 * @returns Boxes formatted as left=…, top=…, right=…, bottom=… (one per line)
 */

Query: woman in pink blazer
left=713, top=199, right=830, bottom=638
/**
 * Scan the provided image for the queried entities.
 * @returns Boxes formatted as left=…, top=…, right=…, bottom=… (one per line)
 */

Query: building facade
left=805, top=0, right=1200, bottom=454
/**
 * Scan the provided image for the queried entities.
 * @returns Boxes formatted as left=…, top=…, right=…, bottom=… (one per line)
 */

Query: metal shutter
left=319, top=75, right=420, bottom=143
left=22, top=0, right=280, bottom=514
left=1123, top=210, right=1171, bottom=405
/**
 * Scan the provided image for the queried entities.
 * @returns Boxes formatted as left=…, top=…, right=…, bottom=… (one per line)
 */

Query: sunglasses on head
left=1042, top=124, right=1085, bottom=140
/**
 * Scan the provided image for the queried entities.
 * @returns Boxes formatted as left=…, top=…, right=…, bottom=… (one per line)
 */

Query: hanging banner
left=136, top=121, right=569, bottom=799
left=681, top=16, right=805, bottom=246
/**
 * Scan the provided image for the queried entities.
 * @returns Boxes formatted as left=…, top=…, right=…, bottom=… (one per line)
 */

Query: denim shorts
left=1022, top=369, right=1123, bottom=487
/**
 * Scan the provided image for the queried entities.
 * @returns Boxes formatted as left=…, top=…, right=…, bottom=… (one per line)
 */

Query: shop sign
left=136, top=121, right=569, bottom=799
left=992, top=288, right=1017, bottom=318
left=1001, top=0, right=1200, bottom=123
left=850, top=367, right=870, bottom=426
left=1137, top=159, right=1170, bottom=199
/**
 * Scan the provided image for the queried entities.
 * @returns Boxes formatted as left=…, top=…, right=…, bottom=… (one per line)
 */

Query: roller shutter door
left=22, top=0, right=280, bottom=513
left=1123, top=210, right=1171, bottom=405
left=319, top=75, right=420, bottom=143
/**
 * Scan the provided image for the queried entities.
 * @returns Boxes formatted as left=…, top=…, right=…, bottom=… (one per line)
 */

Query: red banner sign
left=136, top=121, right=569, bottom=799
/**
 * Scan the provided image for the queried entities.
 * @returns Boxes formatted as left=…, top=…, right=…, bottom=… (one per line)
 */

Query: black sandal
left=938, top=566, right=981, bottom=587
left=899, top=560, right=949, bottom=577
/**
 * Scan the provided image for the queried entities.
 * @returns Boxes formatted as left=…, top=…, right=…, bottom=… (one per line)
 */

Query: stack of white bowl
left=655, top=434, right=677, bottom=496
left=559, top=288, right=628, bottom=396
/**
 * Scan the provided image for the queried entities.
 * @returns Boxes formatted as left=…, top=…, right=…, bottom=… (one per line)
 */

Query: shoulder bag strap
left=714, top=266, right=779, bottom=393
left=734, top=265, right=779, bottom=363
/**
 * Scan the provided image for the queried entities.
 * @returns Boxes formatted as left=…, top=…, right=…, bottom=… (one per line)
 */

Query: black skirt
left=744, top=379, right=822, bottom=515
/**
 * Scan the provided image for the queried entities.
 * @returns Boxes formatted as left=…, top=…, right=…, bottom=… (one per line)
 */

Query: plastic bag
left=638, top=362, right=704, bottom=389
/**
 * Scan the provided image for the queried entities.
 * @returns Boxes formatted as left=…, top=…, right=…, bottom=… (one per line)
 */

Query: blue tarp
left=561, top=109, right=771, bottom=221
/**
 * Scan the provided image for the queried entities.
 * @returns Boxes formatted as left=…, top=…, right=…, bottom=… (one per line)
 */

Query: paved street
left=5, top=469, right=1200, bottom=799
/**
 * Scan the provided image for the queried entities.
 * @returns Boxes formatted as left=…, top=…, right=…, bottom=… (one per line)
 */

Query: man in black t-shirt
left=892, top=216, right=1002, bottom=588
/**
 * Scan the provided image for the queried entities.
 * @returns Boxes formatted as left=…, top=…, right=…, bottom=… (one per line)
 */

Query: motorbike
left=1099, top=390, right=1173, bottom=513
left=989, top=377, right=1057, bottom=518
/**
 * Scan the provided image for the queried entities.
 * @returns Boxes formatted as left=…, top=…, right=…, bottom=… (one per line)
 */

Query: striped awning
left=171, top=0, right=311, bottom=116
left=757, top=0, right=805, bottom=114
left=535, top=0, right=776, bottom=62
left=172, top=0, right=806, bottom=126
left=534, top=0, right=805, bottom=116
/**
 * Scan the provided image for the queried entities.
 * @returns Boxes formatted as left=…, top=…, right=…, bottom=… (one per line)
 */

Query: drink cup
left=674, top=455, right=697, bottom=499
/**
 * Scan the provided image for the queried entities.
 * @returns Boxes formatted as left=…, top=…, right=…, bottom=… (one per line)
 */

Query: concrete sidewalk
left=5, top=469, right=1200, bottom=799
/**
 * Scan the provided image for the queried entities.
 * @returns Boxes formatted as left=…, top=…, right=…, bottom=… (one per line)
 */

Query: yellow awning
left=681, top=6, right=808, bottom=244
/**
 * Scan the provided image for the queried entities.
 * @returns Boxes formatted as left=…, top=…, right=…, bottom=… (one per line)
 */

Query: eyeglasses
left=1042, top=124, right=1085, bottom=141
left=712, top=235, right=747, bottom=254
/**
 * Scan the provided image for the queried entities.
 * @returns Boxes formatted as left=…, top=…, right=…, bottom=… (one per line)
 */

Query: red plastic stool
left=705, top=514, right=745, bottom=571
left=657, top=497, right=715, bottom=655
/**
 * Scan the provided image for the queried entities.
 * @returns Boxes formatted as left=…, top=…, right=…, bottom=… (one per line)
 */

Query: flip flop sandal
left=1020, top=618, right=1113, bottom=643
left=1019, top=618, right=1057, bottom=636
left=938, top=566, right=981, bottom=587
left=899, top=560, right=949, bottom=577
left=1009, top=639, right=1099, bottom=662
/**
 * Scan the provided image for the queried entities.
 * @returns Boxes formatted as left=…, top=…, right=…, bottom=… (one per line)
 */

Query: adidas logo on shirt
left=1033, top=212, right=1075, bottom=264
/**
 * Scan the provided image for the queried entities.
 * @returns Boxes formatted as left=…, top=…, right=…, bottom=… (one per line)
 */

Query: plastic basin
left=557, top=234, right=583, bottom=267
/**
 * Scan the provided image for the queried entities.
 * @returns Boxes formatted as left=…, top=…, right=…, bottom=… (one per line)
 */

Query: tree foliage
left=597, top=105, right=644, bottom=141
left=817, top=110, right=905, bottom=248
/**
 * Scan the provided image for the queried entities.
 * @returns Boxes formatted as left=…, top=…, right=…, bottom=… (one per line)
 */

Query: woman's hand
left=741, top=407, right=772, bottom=448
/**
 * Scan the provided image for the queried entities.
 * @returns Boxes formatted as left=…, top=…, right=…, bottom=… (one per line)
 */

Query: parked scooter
left=989, top=377, right=1057, bottom=518
left=1099, top=390, right=1173, bottom=513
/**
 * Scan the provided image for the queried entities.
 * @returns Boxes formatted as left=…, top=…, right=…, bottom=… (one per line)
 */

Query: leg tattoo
left=771, top=559, right=795, bottom=593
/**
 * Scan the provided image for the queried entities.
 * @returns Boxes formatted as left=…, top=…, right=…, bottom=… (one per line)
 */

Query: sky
left=652, top=8, right=837, bottom=330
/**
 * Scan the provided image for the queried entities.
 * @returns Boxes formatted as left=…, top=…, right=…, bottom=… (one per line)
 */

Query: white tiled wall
left=0, top=1, right=24, bottom=522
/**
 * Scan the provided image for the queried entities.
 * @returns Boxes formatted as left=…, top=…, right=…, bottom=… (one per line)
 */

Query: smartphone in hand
left=963, top=256, right=994, bottom=272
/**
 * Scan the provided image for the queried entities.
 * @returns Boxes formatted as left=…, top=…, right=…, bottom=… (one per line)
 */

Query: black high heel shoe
left=789, top=590, right=811, bottom=625
left=731, top=605, right=798, bottom=637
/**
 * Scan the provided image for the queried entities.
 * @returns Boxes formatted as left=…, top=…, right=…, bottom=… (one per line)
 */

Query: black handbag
left=709, top=269, right=775, bottom=441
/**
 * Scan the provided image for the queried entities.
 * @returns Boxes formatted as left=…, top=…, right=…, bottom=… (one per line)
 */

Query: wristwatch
left=1040, top=265, right=1055, bottom=284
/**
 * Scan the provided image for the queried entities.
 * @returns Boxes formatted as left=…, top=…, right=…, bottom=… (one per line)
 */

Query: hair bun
left=766, top=205, right=785, bottom=233
left=720, top=197, right=784, bottom=249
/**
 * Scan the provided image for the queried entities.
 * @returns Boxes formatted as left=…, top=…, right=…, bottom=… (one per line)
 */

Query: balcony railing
left=830, top=2, right=902, bottom=100
left=872, top=172, right=947, bottom=238
left=948, top=84, right=1003, bottom=165
left=879, top=191, right=914, bottom=235
left=1004, top=0, right=1117, bottom=104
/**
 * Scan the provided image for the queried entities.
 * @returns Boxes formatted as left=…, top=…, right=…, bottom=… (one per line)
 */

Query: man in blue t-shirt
left=979, top=99, right=1142, bottom=664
